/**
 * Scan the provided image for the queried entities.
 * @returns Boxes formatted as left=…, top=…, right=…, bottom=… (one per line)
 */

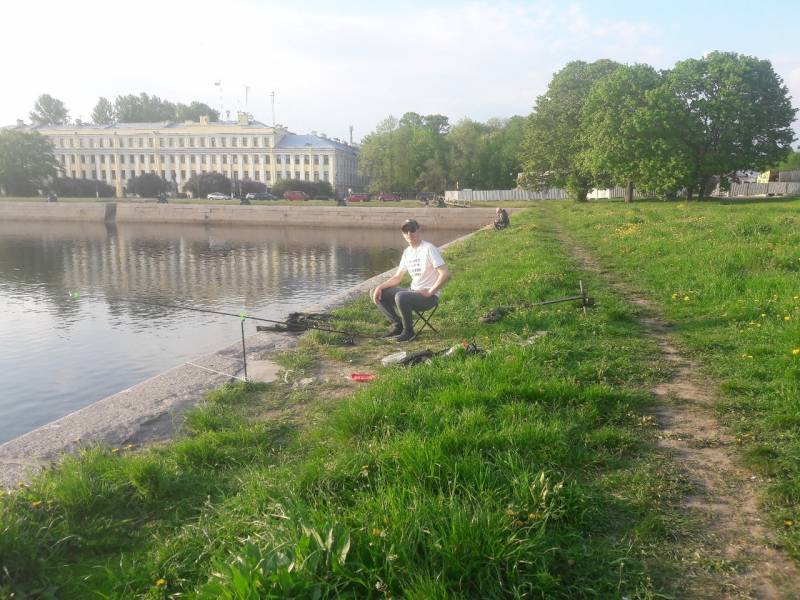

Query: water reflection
left=0, top=221, right=468, bottom=443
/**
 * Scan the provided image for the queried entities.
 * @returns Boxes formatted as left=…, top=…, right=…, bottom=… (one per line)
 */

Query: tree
left=92, top=97, right=115, bottom=124
left=0, top=130, right=58, bottom=196
left=183, top=172, right=231, bottom=197
left=580, top=64, right=676, bottom=202
left=239, top=180, right=267, bottom=195
left=271, top=179, right=334, bottom=198
left=52, top=177, right=114, bottom=198
left=520, top=59, right=620, bottom=201
left=664, top=52, right=797, bottom=198
left=127, top=173, right=168, bottom=197
left=114, top=93, right=176, bottom=122
left=29, top=94, right=69, bottom=126
left=175, top=101, right=219, bottom=122
left=770, top=149, right=800, bottom=171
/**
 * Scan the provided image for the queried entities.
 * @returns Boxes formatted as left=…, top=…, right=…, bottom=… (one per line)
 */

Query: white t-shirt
left=398, top=240, right=446, bottom=296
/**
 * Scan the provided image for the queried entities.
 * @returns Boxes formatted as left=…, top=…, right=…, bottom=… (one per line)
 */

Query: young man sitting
left=371, top=219, right=450, bottom=342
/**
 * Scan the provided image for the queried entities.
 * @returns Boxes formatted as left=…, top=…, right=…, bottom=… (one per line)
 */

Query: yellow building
left=28, top=113, right=363, bottom=197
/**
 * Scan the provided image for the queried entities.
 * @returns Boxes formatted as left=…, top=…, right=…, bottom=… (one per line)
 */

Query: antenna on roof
left=349, top=125, right=353, bottom=144
left=214, top=80, right=223, bottom=118
left=271, top=91, right=276, bottom=127
left=244, top=84, right=250, bottom=107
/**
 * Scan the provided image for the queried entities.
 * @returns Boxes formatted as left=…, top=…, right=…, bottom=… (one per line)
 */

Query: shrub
left=51, top=177, right=115, bottom=198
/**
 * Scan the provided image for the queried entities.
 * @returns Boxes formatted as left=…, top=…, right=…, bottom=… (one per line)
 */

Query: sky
left=2, top=0, right=799, bottom=143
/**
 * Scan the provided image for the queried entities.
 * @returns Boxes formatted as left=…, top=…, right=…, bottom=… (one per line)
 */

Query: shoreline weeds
left=0, top=227, right=484, bottom=489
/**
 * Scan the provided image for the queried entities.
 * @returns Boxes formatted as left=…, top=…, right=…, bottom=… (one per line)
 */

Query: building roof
left=276, top=133, right=354, bottom=151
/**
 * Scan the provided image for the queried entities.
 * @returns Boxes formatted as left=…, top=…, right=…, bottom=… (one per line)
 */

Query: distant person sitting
left=371, top=219, right=450, bottom=342
left=494, top=207, right=510, bottom=230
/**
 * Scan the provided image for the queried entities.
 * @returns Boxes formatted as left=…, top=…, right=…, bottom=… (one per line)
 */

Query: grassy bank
left=550, top=198, right=800, bottom=560
left=1, top=208, right=754, bottom=598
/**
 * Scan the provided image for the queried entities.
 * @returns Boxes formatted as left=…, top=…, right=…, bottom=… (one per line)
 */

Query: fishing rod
left=130, top=299, right=383, bottom=340
left=480, top=280, right=595, bottom=323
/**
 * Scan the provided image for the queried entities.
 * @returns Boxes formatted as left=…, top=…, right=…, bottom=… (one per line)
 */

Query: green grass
left=548, top=197, right=800, bottom=559
left=1, top=207, right=754, bottom=598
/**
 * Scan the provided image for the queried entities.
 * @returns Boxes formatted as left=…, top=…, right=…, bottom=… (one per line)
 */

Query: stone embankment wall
left=0, top=202, right=503, bottom=229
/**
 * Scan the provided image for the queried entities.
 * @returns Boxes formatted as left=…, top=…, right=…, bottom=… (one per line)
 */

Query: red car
left=348, top=193, right=369, bottom=202
left=378, top=192, right=401, bottom=202
left=283, top=190, right=309, bottom=201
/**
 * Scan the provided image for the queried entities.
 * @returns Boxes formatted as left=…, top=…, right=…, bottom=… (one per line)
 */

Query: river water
left=0, top=220, right=468, bottom=444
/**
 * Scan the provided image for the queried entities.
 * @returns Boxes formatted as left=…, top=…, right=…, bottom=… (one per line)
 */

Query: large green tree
left=520, top=59, right=620, bottom=201
left=91, top=97, right=115, bottom=124
left=665, top=51, right=797, bottom=198
left=580, top=64, right=689, bottom=202
left=29, top=94, right=69, bottom=126
left=175, top=101, right=220, bottom=122
left=0, top=130, right=58, bottom=196
left=114, top=93, right=175, bottom=122
left=127, top=173, right=168, bottom=197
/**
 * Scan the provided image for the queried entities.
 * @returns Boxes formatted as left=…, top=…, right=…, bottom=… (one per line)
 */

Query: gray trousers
left=373, top=286, right=438, bottom=333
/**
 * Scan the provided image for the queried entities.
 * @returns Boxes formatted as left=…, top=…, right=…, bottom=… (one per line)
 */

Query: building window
left=254, top=172, right=260, bottom=181
left=323, top=156, right=329, bottom=165
left=181, top=170, right=186, bottom=179
left=180, top=156, right=186, bottom=164
left=323, top=172, right=329, bottom=181
left=121, top=169, right=126, bottom=178
left=90, top=156, right=96, bottom=164
left=89, top=139, right=95, bottom=148
left=264, top=155, right=270, bottom=164
left=263, top=136, right=270, bottom=147
left=200, top=137, right=206, bottom=147
left=98, top=139, right=104, bottom=148
left=276, top=172, right=282, bottom=180
left=221, top=137, right=227, bottom=147
left=294, top=155, right=300, bottom=165
left=243, top=155, right=248, bottom=164
left=266, top=172, right=271, bottom=181
left=210, top=137, right=216, bottom=148
left=222, top=156, right=227, bottom=164
left=276, top=155, right=282, bottom=164
left=241, top=137, right=247, bottom=147
left=160, top=137, right=166, bottom=147
left=138, top=137, right=143, bottom=148
left=253, top=155, right=260, bottom=164
left=231, top=137, right=237, bottom=147
left=294, top=171, right=300, bottom=179
left=148, top=138, right=154, bottom=147
left=314, top=171, right=319, bottom=181
left=100, top=155, right=105, bottom=164
left=252, top=137, right=258, bottom=147
left=139, top=154, right=145, bottom=163
left=304, top=155, right=310, bottom=164
left=191, top=155, right=196, bottom=164
left=304, top=172, right=309, bottom=181
left=284, top=154, right=290, bottom=164
left=101, top=170, right=106, bottom=179
left=179, top=138, right=185, bottom=148
left=91, top=170, right=97, bottom=179
left=119, top=155, right=125, bottom=164
left=68, top=138, right=74, bottom=148
left=160, top=170, right=165, bottom=178
left=169, top=138, right=174, bottom=147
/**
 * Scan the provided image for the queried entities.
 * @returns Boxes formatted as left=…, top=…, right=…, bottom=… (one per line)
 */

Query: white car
left=207, top=192, right=229, bottom=200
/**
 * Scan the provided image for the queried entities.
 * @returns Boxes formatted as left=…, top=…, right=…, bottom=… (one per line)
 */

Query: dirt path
left=554, top=226, right=799, bottom=599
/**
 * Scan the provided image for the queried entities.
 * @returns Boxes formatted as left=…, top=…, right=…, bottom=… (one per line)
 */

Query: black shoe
left=394, top=331, right=416, bottom=342
left=383, top=323, right=403, bottom=337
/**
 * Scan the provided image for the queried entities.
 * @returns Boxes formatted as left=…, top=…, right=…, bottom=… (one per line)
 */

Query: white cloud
left=0, top=0, right=750, bottom=141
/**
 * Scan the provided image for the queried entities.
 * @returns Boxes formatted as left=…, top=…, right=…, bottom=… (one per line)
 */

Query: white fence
left=445, top=188, right=569, bottom=202
left=713, top=181, right=800, bottom=197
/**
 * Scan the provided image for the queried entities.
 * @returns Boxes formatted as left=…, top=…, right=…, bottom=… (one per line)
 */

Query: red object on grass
left=350, top=372, right=375, bottom=382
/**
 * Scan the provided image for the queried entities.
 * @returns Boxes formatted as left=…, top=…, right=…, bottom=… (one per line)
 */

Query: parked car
left=283, top=190, right=309, bottom=201
left=245, top=192, right=277, bottom=200
left=207, top=192, right=230, bottom=200
left=347, top=193, right=370, bottom=202
left=378, top=192, right=401, bottom=202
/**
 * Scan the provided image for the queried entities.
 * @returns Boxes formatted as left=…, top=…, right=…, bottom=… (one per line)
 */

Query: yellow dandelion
left=672, top=293, right=678, bottom=300
left=784, top=316, right=791, bottom=321
left=784, top=519, right=795, bottom=527
left=155, top=578, right=167, bottom=587
left=683, top=295, right=690, bottom=301
left=111, top=448, right=119, bottom=453
left=761, top=313, right=767, bottom=318
left=31, top=500, right=42, bottom=508
left=792, top=349, right=800, bottom=356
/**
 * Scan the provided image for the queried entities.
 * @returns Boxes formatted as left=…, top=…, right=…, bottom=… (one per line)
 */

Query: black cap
left=401, top=219, right=419, bottom=233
